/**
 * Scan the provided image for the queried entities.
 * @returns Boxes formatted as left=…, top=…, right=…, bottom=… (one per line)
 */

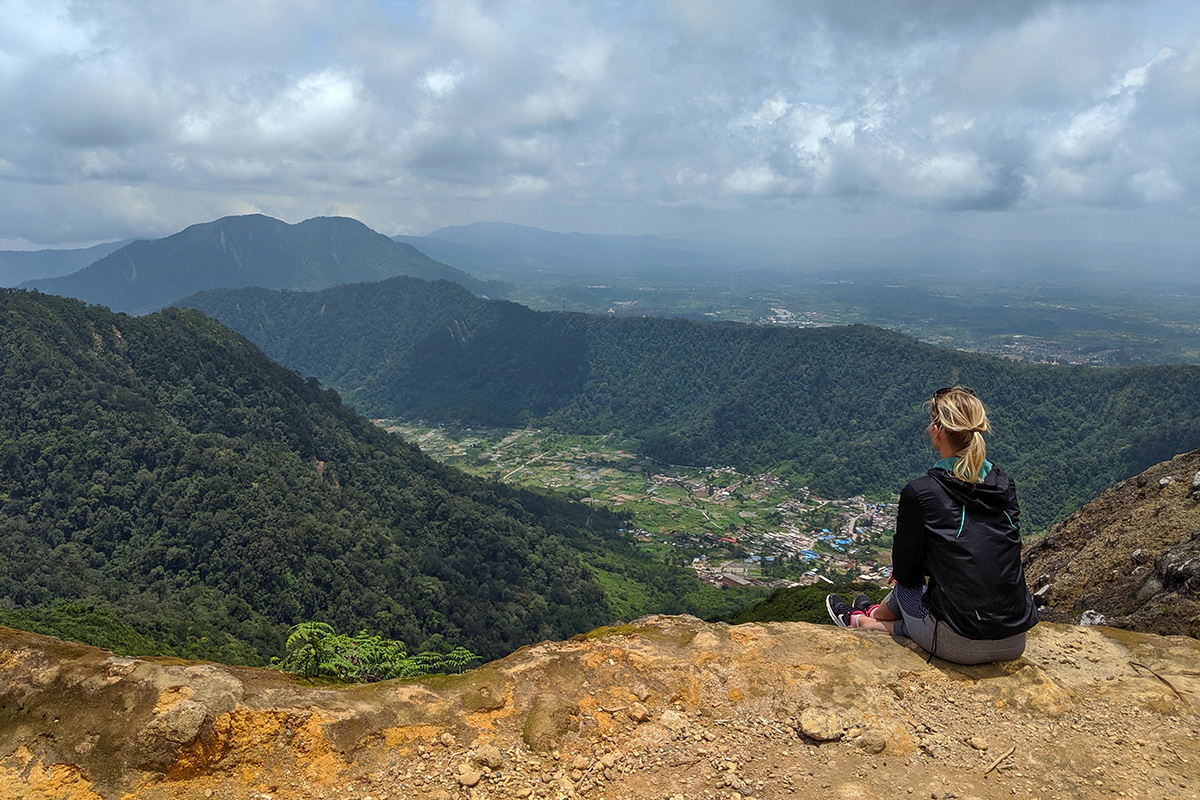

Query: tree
left=280, top=621, right=335, bottom=678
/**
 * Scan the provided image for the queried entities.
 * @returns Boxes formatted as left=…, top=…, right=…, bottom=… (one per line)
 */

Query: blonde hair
left=927, top=387, right=990, bottom=483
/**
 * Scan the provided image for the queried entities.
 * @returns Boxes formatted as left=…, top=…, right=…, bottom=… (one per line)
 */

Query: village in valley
left=384, top=423, right=898, bottom=591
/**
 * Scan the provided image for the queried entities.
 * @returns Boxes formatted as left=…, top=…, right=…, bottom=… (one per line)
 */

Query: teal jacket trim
left=932, top=456, right=993, bottom=482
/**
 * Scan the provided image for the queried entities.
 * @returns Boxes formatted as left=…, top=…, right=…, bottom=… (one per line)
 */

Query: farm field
left=385, top=422, right=898, bottom=588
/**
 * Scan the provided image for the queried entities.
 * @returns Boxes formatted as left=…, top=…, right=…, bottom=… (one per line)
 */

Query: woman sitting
left=827, top=386, right=1038, bottom=665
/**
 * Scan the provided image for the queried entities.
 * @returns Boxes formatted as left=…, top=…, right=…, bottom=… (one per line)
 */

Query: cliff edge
left=2, top=615, right=1198, bottom=800
left=1024, top=447, right=1200, bottom=638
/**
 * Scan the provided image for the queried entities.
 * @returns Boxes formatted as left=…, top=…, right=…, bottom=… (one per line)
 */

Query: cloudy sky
left=2, top=0, right=1198, bottom=249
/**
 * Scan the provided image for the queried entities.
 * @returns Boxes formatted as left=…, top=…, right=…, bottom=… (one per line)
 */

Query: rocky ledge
left=1024, top=447, right=1200, bottom=637
left=1, top=616, right=1198, bottom=800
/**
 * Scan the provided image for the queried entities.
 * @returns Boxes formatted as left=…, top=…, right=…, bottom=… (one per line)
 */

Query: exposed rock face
left=2, top=616, right=1199, bottom=800
left=1024, top=447, right=1200, bottom=638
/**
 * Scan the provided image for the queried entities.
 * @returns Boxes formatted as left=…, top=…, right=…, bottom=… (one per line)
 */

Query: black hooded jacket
left=891, top=463, right=1038, bottom=640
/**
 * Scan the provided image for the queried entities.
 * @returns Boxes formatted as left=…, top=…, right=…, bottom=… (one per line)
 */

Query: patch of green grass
left=591, top=567, right=656, bottom=621
left=0, top=602, right=162, bottom=657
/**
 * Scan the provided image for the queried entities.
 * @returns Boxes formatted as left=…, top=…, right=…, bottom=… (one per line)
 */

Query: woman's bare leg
left=854, top=614, right=897, bottom=633
left=872, top=603, right=901, bottom=621
left=853, top=600, right=900, bottom=633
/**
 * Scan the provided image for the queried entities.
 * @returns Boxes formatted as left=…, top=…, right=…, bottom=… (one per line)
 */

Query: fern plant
left=273, top=622, right=481, bottom=682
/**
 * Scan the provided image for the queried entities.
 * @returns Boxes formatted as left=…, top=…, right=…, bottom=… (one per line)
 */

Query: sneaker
left=826, top=593, right=854, bottom=627
left=852, top=594, right=875, bottom=614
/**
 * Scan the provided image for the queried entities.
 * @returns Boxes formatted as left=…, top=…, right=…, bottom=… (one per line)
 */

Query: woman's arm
left=890, top=482, right=926, bottom=587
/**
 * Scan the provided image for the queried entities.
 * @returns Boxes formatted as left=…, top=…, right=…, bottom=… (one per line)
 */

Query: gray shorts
left=884, top=585, right=1026, bottom=665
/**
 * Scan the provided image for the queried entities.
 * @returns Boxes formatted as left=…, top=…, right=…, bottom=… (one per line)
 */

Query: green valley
left=184, top=276, right=1200, bottom=533
left=386, top=422, right=898, bottom=589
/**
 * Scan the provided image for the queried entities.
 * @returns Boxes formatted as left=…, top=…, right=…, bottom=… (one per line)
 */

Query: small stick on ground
left=983, top=745, right=1016, bottom=775
left=1129, top=661, right=1186, bottom=701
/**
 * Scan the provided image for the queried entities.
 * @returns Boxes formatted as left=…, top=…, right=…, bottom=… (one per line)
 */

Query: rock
left=1159, top=477, right=1174, bottom=488
left=459, top=671, right=510, bottom=712
left=1079, top=610, right=1107, bottom=626
left=1193, top=471, right=1200, bottom=488
left=1132, top=548, right=1147, bottom=565
left=134, top=700, right=213, bottom=769
left=522, top=693, right=577, bottom=752
left=726, top=774, right=749, bottom=792
left=799, top=709, right=843, bottom=742
left=967, top=736, right=989, bottom=751
left=455, top=765, right=482, bottom=787
left=570, top=754, right=589, bottom=771
left=472, top=743, right=505, bottom=769
left=439, top=732, right=455, bottom=748
left=659, top=709, right=687, bottom=730
left=1137, top=574, right=1164, bottom=600
left=599, top=751, right=619, bottom=769
left=1033, top=584, right=1052, bottom=605
left=1155, top=536, right=1200, bottom=593
left=858, top=730, right=887, bottom=754
left=627, top=702, right=650, bottom=723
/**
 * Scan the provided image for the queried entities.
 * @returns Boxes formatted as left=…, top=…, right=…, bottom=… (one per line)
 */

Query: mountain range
left=0, top=288, right=739, bottom=665
left=401, top=221, right=1200, bottom=289
left=22, top=214, right=503, bottom=314
left=395, top=221, right=746, bottom=282
left=182, top=275, right=1200, bottom=531
left=0, top=238, right=133, bottom=285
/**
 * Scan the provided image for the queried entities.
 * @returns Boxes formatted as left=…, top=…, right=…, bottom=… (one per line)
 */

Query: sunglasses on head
left=934, top=386, right=975, bottom=397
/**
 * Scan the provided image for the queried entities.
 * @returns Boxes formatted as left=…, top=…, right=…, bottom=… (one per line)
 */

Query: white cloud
left=724, top=164, right=783, bottom=196
left=902, top=152, right=993, bottom=200
left=504, top=175, right=552, bottom=195
left=2, top=0, right=1199, bottom=246
left=79, top=149, right=130, bottom=178
left=422, top=65, right=464, bottom=97
left=555, top=38, right=612, bottom=84
left=736, top=96, right=792, bottom=132
left=256, top=69, right=367, bottom=151
left=428, top=0, right=507, bottom=57
left=1130, top=168, right=1184, bottom=202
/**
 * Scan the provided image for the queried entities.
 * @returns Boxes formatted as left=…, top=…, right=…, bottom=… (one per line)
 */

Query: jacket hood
left=927, top=466, right=1012, bottom=515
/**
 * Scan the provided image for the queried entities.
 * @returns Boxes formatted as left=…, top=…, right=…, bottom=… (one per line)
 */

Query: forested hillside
left=184, top=277, right=1200, bottom=530
left=0, top=289, right=724, bottom=665
left=23, top=215, right=502, bottom=314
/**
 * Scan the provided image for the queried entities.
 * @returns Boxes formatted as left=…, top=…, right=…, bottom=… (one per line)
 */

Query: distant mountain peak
left=23, top=214, right=491, bottom=314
